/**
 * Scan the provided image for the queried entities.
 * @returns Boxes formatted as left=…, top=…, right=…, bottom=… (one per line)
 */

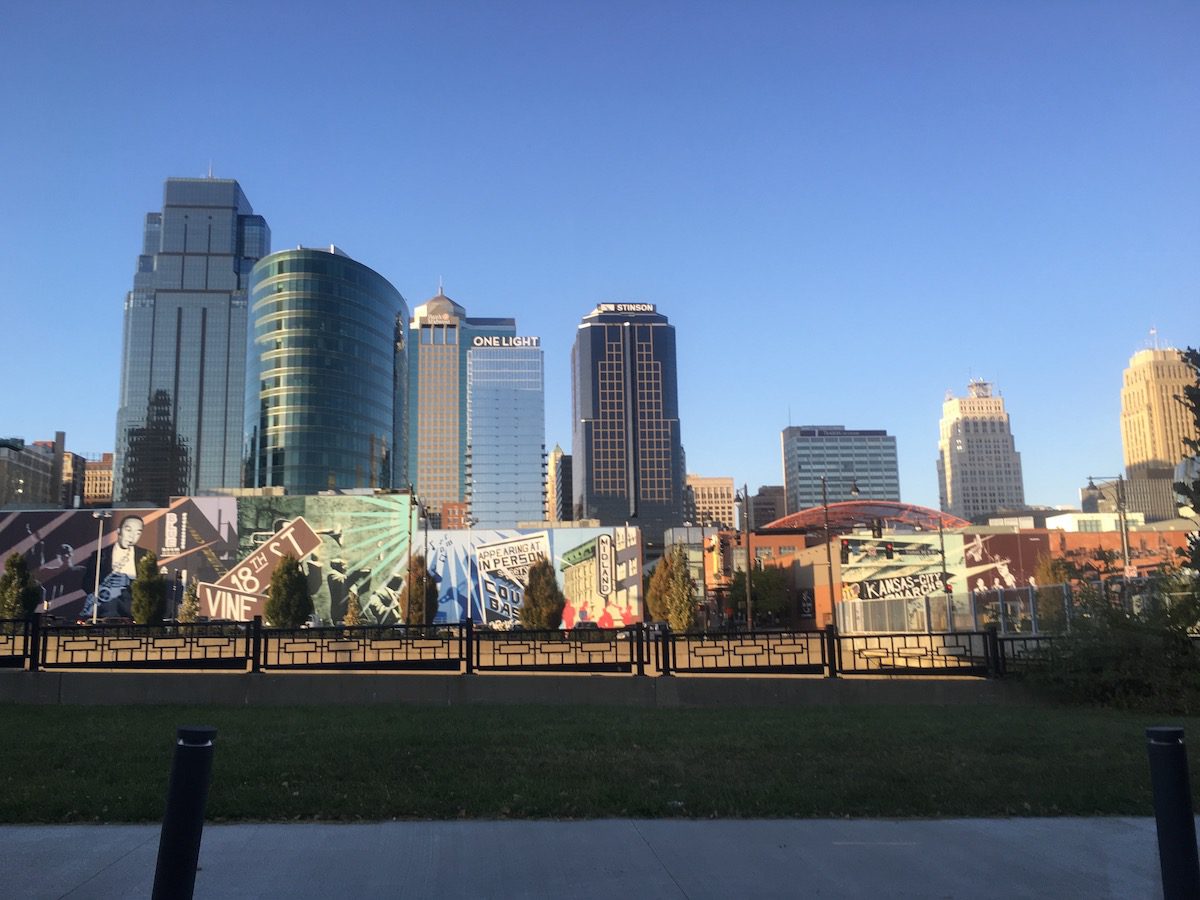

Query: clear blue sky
left=1, top=1, right=1196, bottom=510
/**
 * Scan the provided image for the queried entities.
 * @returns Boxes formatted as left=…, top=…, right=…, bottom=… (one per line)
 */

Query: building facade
left=750, top=484, right=786, bottom=528
left=466, top=337, right=545, bottom=527
left=571, top=302, right=685, bottom=547
left=781, top=426, right=900, bottom=513
left=936, top=380, right=1025, bottom=520
left=114, top=178, right=269, bottom=505
left=407, top=291, right=516, bottom=526
left=545, top=444, right=573, bottom=523
left=685, top=474, right=735, bottom=528
left=0, top=438, right=57, bottom=508
left=243, top=247, right=408, bottom=495
left=1121, top=347, right=1199, bottom=479
left=84, top=453, right=114, bottom=508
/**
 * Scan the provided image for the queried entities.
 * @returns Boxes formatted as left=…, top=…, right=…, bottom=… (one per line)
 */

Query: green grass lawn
left=1, top=703, right=1194, bottom=822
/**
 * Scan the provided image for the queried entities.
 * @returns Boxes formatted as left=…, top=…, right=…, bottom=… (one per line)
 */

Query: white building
left=936, top=381, right=1025, bottom=521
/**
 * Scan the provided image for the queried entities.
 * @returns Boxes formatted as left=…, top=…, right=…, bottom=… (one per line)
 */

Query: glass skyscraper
left=114, top=178, right=269, bottom=505
left=244, top=247, right=409, bottom=495
left=467, top=339, right=545, bottom=527
left=407, top=290, right=516, bottom=527
left=571, top=302, right=685, bottom=548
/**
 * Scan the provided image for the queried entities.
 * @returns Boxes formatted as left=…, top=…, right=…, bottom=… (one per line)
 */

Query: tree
left=129, top=552, right=167, bottom=624
left=730, top=565, right=790, bottom=624
left=178, top=580, right=200, bottom=623
left=0, top=552, right=40, bottom=619
left=403, top=554, right=438, bottom=626
left=343, top=589, right=363, bottom=626
left=265, top=555, right=313, bottom=627
left=519, top=557, right=566, bottom=629
left=644, top=554, right=673, bottom=622
left=1175, top=347, right=1200, bottom=573
left=644, top=545, right=698, bottom=631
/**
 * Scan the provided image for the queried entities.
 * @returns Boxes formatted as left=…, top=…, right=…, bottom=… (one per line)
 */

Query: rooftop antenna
left=438, top=275, right=444, bottom=295
left=207, top=160, right=214, bottom=179
left=1150, top=326, right=1159, bottom=350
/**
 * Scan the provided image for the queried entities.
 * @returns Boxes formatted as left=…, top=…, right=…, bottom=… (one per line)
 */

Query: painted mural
left=235, top=495, right=643, bottom=625
left=0, top=497, right=238, bottom=620
left=0, top=493, right=643, bottom=625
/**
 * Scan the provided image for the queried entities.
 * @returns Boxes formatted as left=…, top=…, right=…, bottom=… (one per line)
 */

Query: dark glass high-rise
left=571, top=302, right=685, bottom=550
left=114, top=178, right=269, bottom=505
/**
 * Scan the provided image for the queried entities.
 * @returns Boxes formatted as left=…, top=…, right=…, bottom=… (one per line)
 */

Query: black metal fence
left=4, top=616, right=1030, bottom=680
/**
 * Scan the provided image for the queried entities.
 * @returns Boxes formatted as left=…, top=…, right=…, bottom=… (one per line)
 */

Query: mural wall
left=0, top=497, right=238, bottom=620
left=232, top=496, right=643, bottom=625
left=0, top=493, right=644, bottom=625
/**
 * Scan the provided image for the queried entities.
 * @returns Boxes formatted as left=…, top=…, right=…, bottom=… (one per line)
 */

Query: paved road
left=1, top=817, right=1171, bottom=898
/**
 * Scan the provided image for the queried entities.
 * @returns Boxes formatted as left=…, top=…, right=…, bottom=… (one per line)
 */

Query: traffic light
left=943, top=579, right=953, bottom=594
left=884, top=541, right=894, bottom=560
left=840, top=539, right=850, bottom=564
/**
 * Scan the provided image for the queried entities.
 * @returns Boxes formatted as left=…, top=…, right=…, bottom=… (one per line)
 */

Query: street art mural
left=0, top=497, right=238, bottom=620
left=1, top=493, right=645, bottom=625
left=233, top=495, right=643, bottom=626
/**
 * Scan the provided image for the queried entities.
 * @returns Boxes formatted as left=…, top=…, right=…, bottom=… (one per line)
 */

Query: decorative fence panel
left=835, top=632, right=993, bottom=677
left=260, top=624, right=464, bottom=671
left=0, top=619, right=30, bottom=669
left=472, top=627, right=639, bottom=673
left=37, top=622, right=251, bottom=670
left=664, top=630, right=826, bottom=675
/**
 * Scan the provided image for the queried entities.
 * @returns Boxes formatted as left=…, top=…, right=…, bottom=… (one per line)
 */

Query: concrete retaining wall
left=0, top=670, right=1034, bottom=708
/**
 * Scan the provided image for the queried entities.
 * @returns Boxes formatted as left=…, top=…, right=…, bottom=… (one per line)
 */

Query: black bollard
left=1146, top=726, right=1200, bottom=899
left=152, top=726, right=217, bottom=900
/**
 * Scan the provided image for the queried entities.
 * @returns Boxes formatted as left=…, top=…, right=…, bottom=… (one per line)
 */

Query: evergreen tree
left=265, top=555, right=313, bottom=627
left=130, top=551, right=167, bottom=624
left=343, top=589, right=363, bottom=626
left=519, top=557, right=566, bottom=629
left=645, top=554, right=674, bottom=622
left=403, top=554, right=438, bottom=626
left=178, top=580, right=200, bottom=623
left=0, top=552, right=40, bottom=619
left=662, top=545, right=699, bottom=632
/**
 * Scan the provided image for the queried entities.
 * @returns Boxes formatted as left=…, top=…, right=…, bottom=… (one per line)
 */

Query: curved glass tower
left=244, top=247, right=408, bottom=494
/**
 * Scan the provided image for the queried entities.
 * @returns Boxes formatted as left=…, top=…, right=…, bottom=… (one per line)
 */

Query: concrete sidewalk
left=2, top=817, right=1168, bottom=898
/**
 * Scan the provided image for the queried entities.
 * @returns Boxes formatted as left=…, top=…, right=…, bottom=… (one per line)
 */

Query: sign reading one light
left=470, top=335, right=541, bottom=347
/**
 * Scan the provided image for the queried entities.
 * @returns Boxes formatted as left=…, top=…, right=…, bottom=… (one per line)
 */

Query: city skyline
left=1, top=4, right=1197, bottom=510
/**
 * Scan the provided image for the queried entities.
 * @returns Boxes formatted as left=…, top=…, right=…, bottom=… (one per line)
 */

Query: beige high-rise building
left=1121, top=348, right=1198, bottom=479
left=685, top=474, right=735, bottom=529
left=936, top=380, right=1025, bottom=520
left=545, top=444, right=572, bottom=523
left=84, top=453, right=114, bottom=507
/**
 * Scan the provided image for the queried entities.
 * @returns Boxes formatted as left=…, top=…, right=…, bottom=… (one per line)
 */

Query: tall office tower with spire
left=114, top=178, right=269, bottom=505
left=407, top=289, right=516, bottom=527
left=571, top=302, right=685, bottom=548
left=1121, top=347, right=1199, bottom=479
left=936, top=380, right=1025, bottom=520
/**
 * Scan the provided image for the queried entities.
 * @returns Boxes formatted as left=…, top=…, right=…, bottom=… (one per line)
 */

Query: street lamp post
left=821, top=477, right=835, bottom=628
left=91, top=510, right=112, bottom=624
left=1086, top=474, right=1131, bottom=585
left=734, top=486, right=752, bottom=630
left=465, top=516, right=478, bottom=624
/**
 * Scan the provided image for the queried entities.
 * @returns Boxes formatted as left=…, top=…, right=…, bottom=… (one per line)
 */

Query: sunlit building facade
left=408, top=291, right=516, bottom=525
left=936, top=380, right=1025, bottom=520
